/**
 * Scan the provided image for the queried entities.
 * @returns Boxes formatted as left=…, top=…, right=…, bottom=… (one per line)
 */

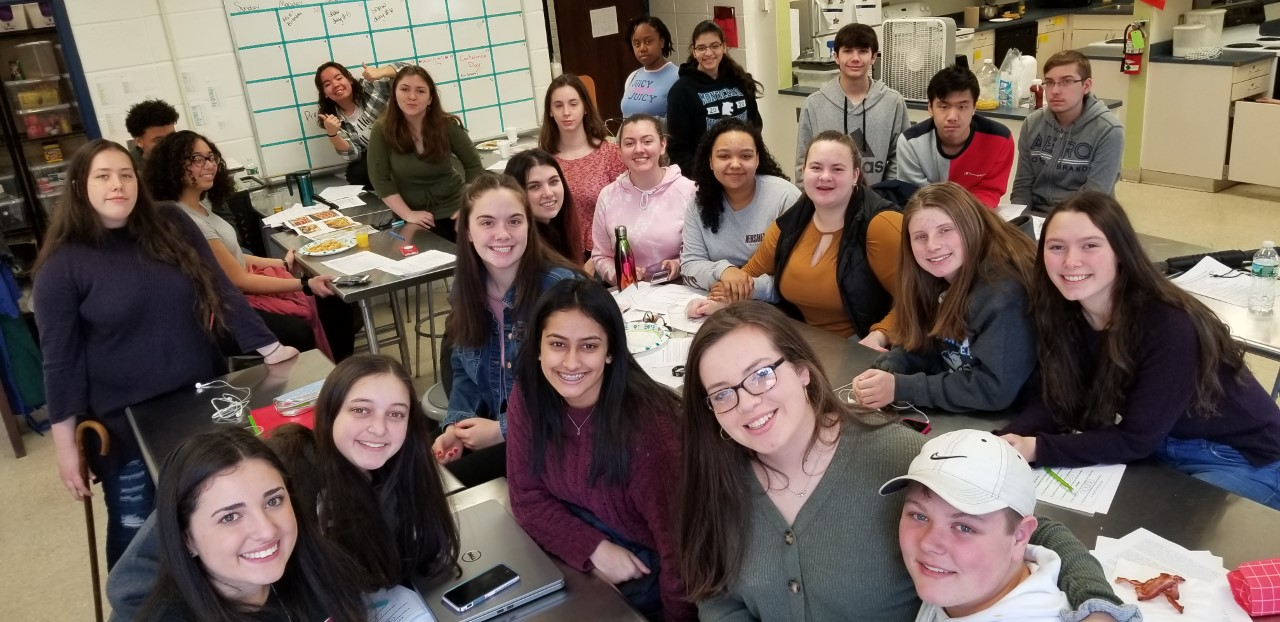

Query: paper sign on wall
left=590, top=6, right=618, bottom=38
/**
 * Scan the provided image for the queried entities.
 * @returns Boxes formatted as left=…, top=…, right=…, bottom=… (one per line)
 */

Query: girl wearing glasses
left=853, top=183, right=1038, bottom=412
left=689, top=131, right=902, bottom=351
left=666, top=20, right=763, bottom=175
left=589, top=114, right=695, bottom=286
left=368, top=66, right=483, bottom=240
left=507, top=279, right=693, bottom=621
left=999, top=192, right=1280, bottom=509
left=681, top=118, right=799, bottom=299
left=147, top=130, right=354, bottom=360
left=677, top=300, right=1138, bottom=619
left=538, top=73, right=625, bottom=262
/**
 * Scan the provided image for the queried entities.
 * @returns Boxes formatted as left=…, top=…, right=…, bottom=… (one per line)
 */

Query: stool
left=421, top=382, right=448, bottom=424
left=413, top=278, right=452, bottom=380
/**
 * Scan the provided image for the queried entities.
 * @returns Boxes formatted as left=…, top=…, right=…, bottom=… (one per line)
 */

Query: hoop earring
left=719, top=427, right=731, bottom=441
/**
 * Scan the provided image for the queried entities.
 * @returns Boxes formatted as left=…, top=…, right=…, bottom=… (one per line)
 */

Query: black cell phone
left=643, top=263, right=672, bottom=284
left=442, top=563, right=520, bottom=613
left=332, top=274, right=371, bottom=287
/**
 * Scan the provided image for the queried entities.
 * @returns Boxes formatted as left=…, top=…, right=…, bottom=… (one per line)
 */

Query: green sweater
left=697, top=421, right=1120, bottom=621
left=366, top=118, right=483, bottom=218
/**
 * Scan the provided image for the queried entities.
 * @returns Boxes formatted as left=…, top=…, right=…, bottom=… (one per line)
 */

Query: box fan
left=881, top=18, right=956, bottom=102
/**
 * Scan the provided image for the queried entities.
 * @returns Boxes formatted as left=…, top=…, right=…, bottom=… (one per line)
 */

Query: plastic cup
left=356, top=231, right=370, bottom=248
left=497, top=140, right=511, bottom=157
left=506, top=127, right=518, bottom=143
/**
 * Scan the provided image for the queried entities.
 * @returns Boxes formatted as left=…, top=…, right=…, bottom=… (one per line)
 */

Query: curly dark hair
left=145, top=130, right=236, bottom=208
left=691, top=118, right=788, bottom=234
left=314, top=62, right=369, bottom=128
left=125, top=99, right=179, bottom=138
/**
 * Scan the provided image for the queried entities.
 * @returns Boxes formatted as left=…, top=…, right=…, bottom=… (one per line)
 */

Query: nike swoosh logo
left=930, top=453, right=966, bottom=460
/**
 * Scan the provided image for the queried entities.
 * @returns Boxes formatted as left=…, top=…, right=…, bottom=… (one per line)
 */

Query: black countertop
left=775, top=85, right=1123, bottom=120
left=946, top=1, right=1134, bottom=33
left=1148, top=40, right=1278, bottom=66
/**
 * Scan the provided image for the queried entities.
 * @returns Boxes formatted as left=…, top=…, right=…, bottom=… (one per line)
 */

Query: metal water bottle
left=614, top=226, right=638, bottom=290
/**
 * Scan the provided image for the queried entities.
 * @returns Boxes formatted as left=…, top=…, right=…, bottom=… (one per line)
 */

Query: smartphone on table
left=332, top=274, right=371, bottom=287
left=442, top=563, right=521, bottom=613
left=643, top=263, right=672, bottom=284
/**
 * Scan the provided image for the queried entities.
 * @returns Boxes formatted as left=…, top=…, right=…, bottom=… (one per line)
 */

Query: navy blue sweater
left=35, top=205, right=275, bottom=427
left=1002, top=302, right=1280, bottom=467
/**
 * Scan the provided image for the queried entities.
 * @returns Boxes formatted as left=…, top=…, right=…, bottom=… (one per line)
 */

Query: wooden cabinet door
left=550, top=0, right=646, bottom=122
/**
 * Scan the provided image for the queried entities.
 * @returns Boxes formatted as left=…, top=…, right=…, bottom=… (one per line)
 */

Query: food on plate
left=323, top=216, right=357, bottom=229
left=1002, top=11, right=1020, bottom=18
left=289, top=216, right=314, bottom=227
left=476, top=139, right=500, bottom=150
left=301, top=239, right=350, bottom=254
left=309, top=210, right=341, bottom=220
left=298, top=223, right=321, bottom=234
left=1115, top=573, right=1186, bottom=613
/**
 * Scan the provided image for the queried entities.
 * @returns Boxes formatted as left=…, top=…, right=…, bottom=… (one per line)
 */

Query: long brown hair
left=677, top=301, right=888, bottom=600
left=314, top=62, right=369, bottom=126
left=503, top=149, right=581, bottom=261
left=538, top=74, right=609, bottom=154
left=1035, top=192, right=1245, bottom=430
left=893, top=183, right=1036, bottom=350
left=382, top=65, right=460, bottom=161
left=448, top=173, right=580, bottom=348
left=35, top=139, right=225, bottom=331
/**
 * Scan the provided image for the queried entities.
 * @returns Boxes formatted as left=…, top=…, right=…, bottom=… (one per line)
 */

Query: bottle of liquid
left=976, top=59, right=998, bottom=110
left=614, top=226, right=638, bottom=290
left=1030, top=79, right=1044, bottom=109
left=1249, top=241, right=1278, bottom=314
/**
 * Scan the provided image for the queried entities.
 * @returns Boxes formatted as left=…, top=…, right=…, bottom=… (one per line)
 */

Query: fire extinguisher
left=1122, top=22, right=1146, bottom=75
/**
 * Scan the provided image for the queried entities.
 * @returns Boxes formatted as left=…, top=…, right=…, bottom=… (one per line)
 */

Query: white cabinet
left=1070, top=14, right=1132, bottom=51
left=973, top=29, right=996, bottom=65
left=1036, top=16, right=1068, bottom=74
left=1229, top=101, right=1280, bottom=187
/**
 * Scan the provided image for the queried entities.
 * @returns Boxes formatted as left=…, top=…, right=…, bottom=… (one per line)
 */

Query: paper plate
left=989, top=17, right=1013, bottom=22
left=297, top=237, right=356, bottom=256
left=625, top=322, right=670, bottom=354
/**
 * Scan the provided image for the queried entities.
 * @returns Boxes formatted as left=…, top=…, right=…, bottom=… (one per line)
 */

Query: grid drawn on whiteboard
left=223, top=0, right=540, bottom=176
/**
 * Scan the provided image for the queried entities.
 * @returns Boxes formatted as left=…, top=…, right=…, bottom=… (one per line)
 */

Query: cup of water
left=497, top=140, right=512, bottom=158
left=506, top=127, right=518, bottom=143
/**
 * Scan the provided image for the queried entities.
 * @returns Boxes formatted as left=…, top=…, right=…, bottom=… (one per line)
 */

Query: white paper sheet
left=380, top=250, right=455, bottom=277
left=322, top=251, right=397, bottom=275
left=366, top=585, right=437, bottom=622
left=261, top=203, right=316, bottom=227
left=319, top=184, right=365, bottom=200
left=1092, top=529, right=1251, bottom=622
left=1171, top=256, right=1252, bottom=307
left=327, top=195, right=365, bottom=208
left=635, top=337, right=691, bottom=389
left=589, top=6, right=619, bottom=37
left=1031, top=464, right=1125, bottom=515
left=486, top=158, right=509, bottom=172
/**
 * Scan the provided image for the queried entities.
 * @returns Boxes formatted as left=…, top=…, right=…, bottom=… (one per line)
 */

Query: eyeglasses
left=187, top=154, right=222, bottom=168
left=706, top=357, right=785, bottom=414
left=693, top=42, right=724, bottom=54
left=1043, top=78, right=1083, bottom=90
left=890, top=402, right=931, bottom=435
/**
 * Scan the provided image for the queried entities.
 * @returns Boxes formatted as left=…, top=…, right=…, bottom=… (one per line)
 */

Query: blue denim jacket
left=445, top=267, right=578, bottom=436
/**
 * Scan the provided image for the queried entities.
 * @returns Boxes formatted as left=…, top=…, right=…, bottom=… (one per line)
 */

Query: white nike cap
left=879, top=429, right=1036, bottom=517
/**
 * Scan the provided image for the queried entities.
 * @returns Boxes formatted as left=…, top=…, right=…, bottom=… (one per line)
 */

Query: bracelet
left=327, top=133, right=338, bottom=137
left=300, top=276, right=313, bottom=296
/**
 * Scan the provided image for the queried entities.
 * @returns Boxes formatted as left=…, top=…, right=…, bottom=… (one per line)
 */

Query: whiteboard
left=222, top=0, right=543, bottom=177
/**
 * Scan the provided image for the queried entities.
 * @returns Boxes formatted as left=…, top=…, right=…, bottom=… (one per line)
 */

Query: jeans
left=1155, top=437, right=1280, bottom=510
left=566, top=504, right=662, bottom=621
left=82, top=425, right=156, bottom=569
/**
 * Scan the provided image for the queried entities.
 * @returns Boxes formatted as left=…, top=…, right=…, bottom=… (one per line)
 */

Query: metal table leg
left=389, top=290, right=413, bottom=376
left=359, top=299, right=380, bottom=354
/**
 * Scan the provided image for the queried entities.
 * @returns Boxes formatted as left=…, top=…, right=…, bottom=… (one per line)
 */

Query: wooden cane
left=76, top=421, right=109, bottom=622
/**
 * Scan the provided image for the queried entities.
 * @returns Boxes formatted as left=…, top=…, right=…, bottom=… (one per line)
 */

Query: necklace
left=565, top=406, right=596, bottom=436
left=763, top=442, right=834, bottom=497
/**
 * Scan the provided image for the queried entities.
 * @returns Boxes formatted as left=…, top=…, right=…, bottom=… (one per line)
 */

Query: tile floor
left=3, top=180, right=1280, bottom=621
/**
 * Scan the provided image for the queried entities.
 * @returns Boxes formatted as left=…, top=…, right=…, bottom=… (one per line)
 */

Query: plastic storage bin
left=0, top=5, right=28, bottom=32
left=29, top=161, right=66, bottom=193
left=37, top=189, right=60, bottom=215
left=14, top=40, right=57, bottom=78
left=7, top=76, right=60, bottom=108
left=24, top=2, right=53, bottom=29
left=0, top=197, right=27, bottom=231
left=18, top=102, right=72, bottom=138
left=795, top=67, right=839, bottom=89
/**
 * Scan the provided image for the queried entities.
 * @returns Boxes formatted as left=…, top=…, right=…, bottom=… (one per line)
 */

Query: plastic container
left=6, top=76, right=60, bottom=109
left=37, top=189, right=60, bottom=216
left=1182, top=8, right=1226, bottom=45
left=1250, top=242, right=1278, bottom=315
left=13, top=40, right=57, bottom=78
left=18, top=102, right=72, bottom=138
left=29, top=160, right=66, bottom=193
left=0, top=196, right=27, bottom=231
left=976, top=59, right=998, bottom=110
left=0, top=4, right=28, bottom=32
left=23, top=2, right=53, bottom=29
left=1173, top=23, right=1212, bottom=57
left=795, top=67, right=839, bottom=89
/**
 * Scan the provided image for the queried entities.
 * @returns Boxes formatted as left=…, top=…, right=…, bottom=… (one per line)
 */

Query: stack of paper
left=323, top=252, right=396, bottom=276
left=612, top=282, right=708, bottom=334
left=1092, top=528, right=1249, bottom=621
left=318, top=185, right=367, bottom=209
left=1031, top=464, right=1125, bottom=515
left=380, top=250, right=455, bottom=277
left=1171, top=256, right=1252, bottom=307
left=634, top=336, right=691, bottom=389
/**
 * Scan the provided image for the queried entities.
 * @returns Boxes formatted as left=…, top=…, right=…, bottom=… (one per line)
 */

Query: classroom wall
left=63, top=0, right=262, bottom=169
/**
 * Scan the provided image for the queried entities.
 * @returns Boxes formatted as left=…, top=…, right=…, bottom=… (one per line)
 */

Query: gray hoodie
left=1011, top=93, right=1123, bottom=215
left=795, top=78, right=910, bottom=185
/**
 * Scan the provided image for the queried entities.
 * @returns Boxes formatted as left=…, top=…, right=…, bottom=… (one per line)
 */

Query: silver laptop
left=416, top=500, right=566, bottom=622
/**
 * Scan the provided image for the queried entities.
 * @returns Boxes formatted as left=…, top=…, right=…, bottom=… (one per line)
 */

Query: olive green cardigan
left=367, top=118, right=483, bottom=218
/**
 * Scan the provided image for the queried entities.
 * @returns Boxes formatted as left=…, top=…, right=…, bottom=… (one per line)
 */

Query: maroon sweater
left=505, top=386, right=694, bottom=621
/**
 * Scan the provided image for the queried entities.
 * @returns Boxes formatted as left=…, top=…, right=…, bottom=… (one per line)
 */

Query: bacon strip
left=1115, top=573, right=1186, bottom=614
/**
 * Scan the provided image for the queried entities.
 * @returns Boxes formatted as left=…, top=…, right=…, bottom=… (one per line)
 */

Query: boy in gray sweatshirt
left=795, top=24, right=910, bottom=185
left=1011, top=51, right=1123, bottom=215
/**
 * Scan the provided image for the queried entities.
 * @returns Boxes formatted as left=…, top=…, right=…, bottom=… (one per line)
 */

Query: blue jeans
left=565, top=504, right=662, bottom=621
left=1155, top=437, right=1280, bottom=510
left=83, top=422, right=156, bottom=569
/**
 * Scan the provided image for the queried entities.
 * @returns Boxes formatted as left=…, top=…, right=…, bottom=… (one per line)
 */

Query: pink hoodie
left=590, top=165, right=696, bottom=285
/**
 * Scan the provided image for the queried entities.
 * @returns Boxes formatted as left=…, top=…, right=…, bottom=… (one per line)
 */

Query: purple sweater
left=505, top=386, right=694, bottom=621
left=35, top=206, right=275, bottom=427
left=1001, top=302, right=1280, bottom=467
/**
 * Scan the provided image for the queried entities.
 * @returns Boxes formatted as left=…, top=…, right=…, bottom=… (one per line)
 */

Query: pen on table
left=1044, top=468, right=1074, bottom=493
left=387, top=229, right=406, bottom=241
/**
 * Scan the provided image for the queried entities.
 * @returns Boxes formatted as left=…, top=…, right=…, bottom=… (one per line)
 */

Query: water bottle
left=614, top=226, right=638, bottom=290
left=976, top=59, right=998, bottom=110
left=1249, top=241, right=1278, bottom=314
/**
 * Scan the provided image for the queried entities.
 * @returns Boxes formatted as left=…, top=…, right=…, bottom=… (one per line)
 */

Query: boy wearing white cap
left=881, top=430, right=1140, bottom=621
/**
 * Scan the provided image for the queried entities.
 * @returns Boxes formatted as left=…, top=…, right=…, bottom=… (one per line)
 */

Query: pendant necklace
left=565, top=406, right=596, bottom=436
